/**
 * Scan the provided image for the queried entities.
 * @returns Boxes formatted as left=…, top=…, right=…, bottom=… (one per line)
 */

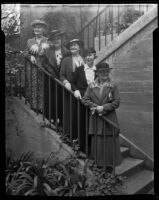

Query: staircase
left=117, top=143, right=153, bottom=194
left=73, top=4, right=157, bottom=194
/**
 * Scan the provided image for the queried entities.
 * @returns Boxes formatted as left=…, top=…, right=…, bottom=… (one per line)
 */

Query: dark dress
left=72, top=65, right=88, bottom=97
left=42, top=46, right=70, bottom=125
left=82, top=78, right=121, bottom=167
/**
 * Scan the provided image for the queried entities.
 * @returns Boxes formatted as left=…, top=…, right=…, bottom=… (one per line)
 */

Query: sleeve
left=102, top=85, right=120, bottom=112
left=60, top=57, right=67, bottom=83
left=81, top=87, right=98, bottom=108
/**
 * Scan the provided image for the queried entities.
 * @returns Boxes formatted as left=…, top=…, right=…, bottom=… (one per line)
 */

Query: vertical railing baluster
left=77, top=100, right=80, bottom=146
left=104, top=121, right=106, bottom=170
left=98, top=15, right=101, bottom=51
left=49, top=76, right=51, bottom=124
left=70, top=93, right=72, bottom=141
left=111, top=5, right=113, bottom=41
left=88, top=26, right=89, bottom=49
left=93, top=21, right=95, bottom=49
left=19, top=68, right=22, bottom=100
left=112, top=127, right=115, bottom=176
left=63, top=88, right=65, bottom=135
left=95, top=114, right=97, bottom=164
left=105, top=7, right=107, bottom=46
left=86, top=107, right=88, bottom=156
left=55, top=81, right=58, bottom=132
left=109, top=5, right=111, bottom=41
left=30, top=62, right=32, bottom=109
left=25, top=58, right=27, bottom=104
left=42, top=72, right=45, bottom=121
left=36, top=67, right=39, bottom=115
left=118, top=4, right=120, bottom=35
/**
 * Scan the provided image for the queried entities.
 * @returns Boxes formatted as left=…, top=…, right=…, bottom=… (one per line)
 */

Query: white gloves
left=74, top=90, right=81, bottom=99
left=96, top=106, right=104, bottom=113
left=30, top=44, right=39, bottom=54
left=65, top=82, right=71, bottom=91
left=41, top=43, right=49, bottom=50
left=96, top=106, right=104, bottom=116
left=30, top=55, right=37, bottom=64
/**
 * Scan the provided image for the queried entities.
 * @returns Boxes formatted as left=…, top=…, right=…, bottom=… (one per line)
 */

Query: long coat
left=43, top=46, right=70, bottom=79
left=42, top=46, right=70, bottom=124
left=82, top=79, right=120, bottom=137
left=60, top=56, right=78, bottom=91
left=72, top=65, right=88, bottom=97
left=82, top=78, right=121, bottom=166
left=26, top=36, right=48, bottom=111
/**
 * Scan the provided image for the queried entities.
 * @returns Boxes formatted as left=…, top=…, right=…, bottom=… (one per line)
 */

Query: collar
left=84, top=64, right=96, bottom=71
left=90, top=77, right=113, bottom=88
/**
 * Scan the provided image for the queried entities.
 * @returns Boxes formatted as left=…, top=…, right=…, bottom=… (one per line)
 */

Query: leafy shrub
left=118, top=8, right=144, bottom=33
left=6, top=150, right=125, bottom=196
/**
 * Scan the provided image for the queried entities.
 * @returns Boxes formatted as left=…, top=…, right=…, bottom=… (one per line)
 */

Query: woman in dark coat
left=26, top=19, right=49, bottom=112
left=60, top=39, right=84, bottom=138
left=82, top=62, right=121, bottom=170
left=42, top=30, right=70, bottom=124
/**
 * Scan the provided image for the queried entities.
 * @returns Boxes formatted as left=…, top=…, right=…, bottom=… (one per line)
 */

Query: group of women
left=26, top=19, right=121, bottom=172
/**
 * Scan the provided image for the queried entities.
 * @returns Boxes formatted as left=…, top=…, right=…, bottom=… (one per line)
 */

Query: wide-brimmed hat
left=95, top=62, right=112, bottom=72
left=66, top=39, right=84, bottom=50
left=31, top=19, right=48, bottom=28
left=48, top=30, right=65, bottom=40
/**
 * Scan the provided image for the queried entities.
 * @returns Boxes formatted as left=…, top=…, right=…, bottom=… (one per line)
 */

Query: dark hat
left=83, top=47, right=97, bottom=58
left=48, top=30, right=65, bottom=40
left=96, top=62, right=112, bottom=72
left=31, top=19, right=48, bottom=28
left=66, top=39, right=84, bottom=49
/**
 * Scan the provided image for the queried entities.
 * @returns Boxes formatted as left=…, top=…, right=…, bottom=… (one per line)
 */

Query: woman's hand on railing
left=64, top=82, right=71, bottom=91
left=74, top=90, right=82, bottom=99
left=30, top=55, right=37, bottom=64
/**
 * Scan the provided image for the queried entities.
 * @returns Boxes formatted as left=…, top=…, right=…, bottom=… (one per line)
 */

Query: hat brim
left=66, top=40, right=84, bottom=50
left=95, top=68, right=112, bottom=72
left=31, top=22, right=48, bottom=28
left=48, top=33, right=65, bottom=40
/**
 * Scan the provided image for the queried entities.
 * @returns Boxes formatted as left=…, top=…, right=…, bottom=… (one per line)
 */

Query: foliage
left=117, top=8, right=144, bottom=33
left=6, top=145, right=125, bottom=196
left=1, top=4, right=25, bottom=43
left=43, top=11, right=78, bottom=41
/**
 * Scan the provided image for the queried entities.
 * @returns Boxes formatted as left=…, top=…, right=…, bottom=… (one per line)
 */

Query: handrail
left=4, top=55, right=120, bottom=174
left=24, top=56, right=119, bottom=131
left=72, top=5, right=110, bottom=39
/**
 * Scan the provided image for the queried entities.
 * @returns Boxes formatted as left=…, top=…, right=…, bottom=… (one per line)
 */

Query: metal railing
left=12, top=56, right=120, bottom=174
left=72, top=4, right=153, bottom=53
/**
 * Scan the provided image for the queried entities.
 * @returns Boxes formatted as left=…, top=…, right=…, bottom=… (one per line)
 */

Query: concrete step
left=123, top=169, right=154, bottom=194
left=116, top=157, right=144, bottom=177
left=120, top=146, right=129, bottom=159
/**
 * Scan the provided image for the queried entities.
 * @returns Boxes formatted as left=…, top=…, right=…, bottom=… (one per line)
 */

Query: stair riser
left=121, top=149, right=129, bottom=159
left=135, top=180, right=154, bottom=194
left=117, top=162, right=144, bottom=177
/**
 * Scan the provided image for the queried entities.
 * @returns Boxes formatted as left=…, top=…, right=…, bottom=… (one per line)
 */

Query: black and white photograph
left=3, top=3, right=157, bottom=196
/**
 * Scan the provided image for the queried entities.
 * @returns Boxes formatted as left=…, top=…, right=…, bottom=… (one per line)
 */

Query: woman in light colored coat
left=26, top=19, right=49, bottom=112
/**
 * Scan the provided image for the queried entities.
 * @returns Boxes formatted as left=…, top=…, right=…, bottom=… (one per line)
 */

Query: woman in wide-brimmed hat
left=26, top=19, right=49, bottom=112
left=82, top=62, right=121, bottom=172
left=59, top=38, right=85, bottom=138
